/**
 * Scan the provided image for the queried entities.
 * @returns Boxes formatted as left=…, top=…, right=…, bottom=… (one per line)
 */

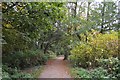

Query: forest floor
left=39, top=55, right=71, bottom=78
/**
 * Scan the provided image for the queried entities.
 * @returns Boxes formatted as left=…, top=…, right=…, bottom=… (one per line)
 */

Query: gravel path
left=39, top=55, right=71, bottom=78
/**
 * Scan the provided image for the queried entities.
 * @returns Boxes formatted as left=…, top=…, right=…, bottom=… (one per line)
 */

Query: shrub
left=89, top=31, right=118, bottom=58
left=69, top=31, right=118, bottom=68
left=77, top=68, right=91, bottom=78
left=2, top=71, right=10, bottom=79
left=47, top=50, right=56, bottom=59
left=97, top=57, right=120, bottom=78
left=71, top=67, right=110, bottom=80
left=69, top=43, right=93, bottom=68
left=3, top=50, right=49, bottom=69
left=91, top=67, right=108, bottom=79
left=2, top=65, right=33, bottom=79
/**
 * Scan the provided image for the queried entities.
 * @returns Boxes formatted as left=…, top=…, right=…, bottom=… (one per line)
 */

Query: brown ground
left=39, top=55, right=71, bottom=78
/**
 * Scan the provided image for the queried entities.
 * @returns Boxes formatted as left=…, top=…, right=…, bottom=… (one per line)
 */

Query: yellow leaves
left=4, top=23, right=13, bottom=28
left=70, top=31, right=118, bottom=64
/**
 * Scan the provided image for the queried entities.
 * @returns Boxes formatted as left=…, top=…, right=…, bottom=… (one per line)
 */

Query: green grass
left=70, top=67, right=80, bottom=78
left=31, top=66, right=44, bottom=78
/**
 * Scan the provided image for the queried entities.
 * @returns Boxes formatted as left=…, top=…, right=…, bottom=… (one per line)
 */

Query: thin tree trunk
left=74, top=2, right=81, bottom=41
left=87, top=2, right=90, bottom=21
left=100, top=0, right=105, bottom=33
left=44, top=42, right=49, bottom=54
left=85, top=2, right=91, bottom=42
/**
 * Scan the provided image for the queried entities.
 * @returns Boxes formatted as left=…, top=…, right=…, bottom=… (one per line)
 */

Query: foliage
left=69, top=43, right=92, bottom=67
left=71, top=67, right=112, bottom=80
left=2, top=65, right=33, bottom=79
left=3, top=50, right=49, bottom=69
left=47, top=50, right=56, bottom=59
left=31, top=66, right=44, bottom=78
left=90, top=67, right=108, bottom=79
left=69, top=31, right=118, bottom=67
left=89, top=31, right=118, bottom=58
left=76, top=68, right=91, bottom=78
left=97, top=57, right=120, bottom=78
left=1, top=1, right=119, bottom=79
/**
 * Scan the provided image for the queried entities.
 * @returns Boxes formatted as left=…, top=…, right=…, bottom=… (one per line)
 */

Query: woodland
left=1, top=1, right=120, bottom=79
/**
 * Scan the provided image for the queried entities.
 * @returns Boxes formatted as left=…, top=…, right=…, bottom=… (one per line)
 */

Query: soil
left=39, top=55, right=71, bottom=78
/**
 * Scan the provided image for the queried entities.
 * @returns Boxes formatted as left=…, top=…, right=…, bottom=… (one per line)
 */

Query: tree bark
left=74, top=2, right=81, bottom=41
left=44, top=42, right=50, bottom=54
left=85, top=2, right=91, bottom=43
left=63, top=52, right=68, bottom=60
left=100, top=0, right=105, bottom=33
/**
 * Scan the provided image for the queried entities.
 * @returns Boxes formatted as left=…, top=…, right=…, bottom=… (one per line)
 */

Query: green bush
left=11, top=72, right=33, bottom=78
left=97, top=57, right=120, bottom=78
left=47, top=50, right=56, bottom=59
left=2, top=71, right=10, bottom=79
left=77, top=68, right=91, bottom=78
left=3, top=50, right=49, bottom=69
left=2, top=65, right=33, bottom=79
left=91, top=67, right=108, bottom=79
left=71, top=67, right=111, bottom=80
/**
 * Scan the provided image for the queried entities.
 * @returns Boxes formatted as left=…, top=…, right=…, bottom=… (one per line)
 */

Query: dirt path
left=39, top=55, right=71, bottom=78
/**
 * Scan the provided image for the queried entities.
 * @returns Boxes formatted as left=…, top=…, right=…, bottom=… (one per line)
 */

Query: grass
left=70, top=67, right=80, bottom=78
left=31, top=65, right=44, bottom=78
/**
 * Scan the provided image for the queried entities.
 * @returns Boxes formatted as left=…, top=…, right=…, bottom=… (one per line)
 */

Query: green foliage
left=31, top=66, right=44, bottom=78
left=91, top=67, right=108, bottom=79
left=97, top=57, right=120, bottom=78
left=76, top=68, right=91, bottom=78
left=2, top=65, right=33, bottom=79
left=71, top=67, right=111, bottom=80
left=3, top=50, right=49, bottom=69
left=47, top=50, right=56, bottom=59
left=2, top=2, right=119, bottom=79
left=71, top=63, right=120, bottom=79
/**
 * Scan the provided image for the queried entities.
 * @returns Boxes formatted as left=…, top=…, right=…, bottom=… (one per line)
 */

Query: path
left=39, top=55, right=71, bottom=78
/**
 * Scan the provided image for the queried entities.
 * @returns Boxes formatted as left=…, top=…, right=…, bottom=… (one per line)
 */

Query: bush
left=90, top=31, right=118, bottom=58
left=2, top=71, right=10, bottom=79
left=77, top=68, right=91, bottom=78
left=69, top=43, right=93, bottom=68
left=71, top=67, right=111, bottom=80
left=47, top=50, right=56, bottom=59
left=91, top=67, right=108, bottom=79
left=2, top=65, right=33, bottom=79
left=3, top=50, right=50, bottom=69
left=97, top=57, right=120, bottom=78
left=69, top=31, right=118, bottom=68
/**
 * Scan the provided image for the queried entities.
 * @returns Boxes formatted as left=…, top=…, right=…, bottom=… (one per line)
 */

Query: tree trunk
left=74, top=2, right=81, bottom=41
left=85, top=2, right=91, bottom=43
left=100, top=0, right=105, bottom=33
left=44, top=42, right=49, bottom=54
left=40, top=42, right=43, bottom=49
left=63, top=52, right=68, bottom=60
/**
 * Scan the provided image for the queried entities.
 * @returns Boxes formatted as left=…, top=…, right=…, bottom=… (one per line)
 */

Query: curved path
left=39, top=55, right=71, bottom=78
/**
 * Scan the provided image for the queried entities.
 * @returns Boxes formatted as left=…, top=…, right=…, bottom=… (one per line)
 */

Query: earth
left=39, top=55, right=71, bottom=78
